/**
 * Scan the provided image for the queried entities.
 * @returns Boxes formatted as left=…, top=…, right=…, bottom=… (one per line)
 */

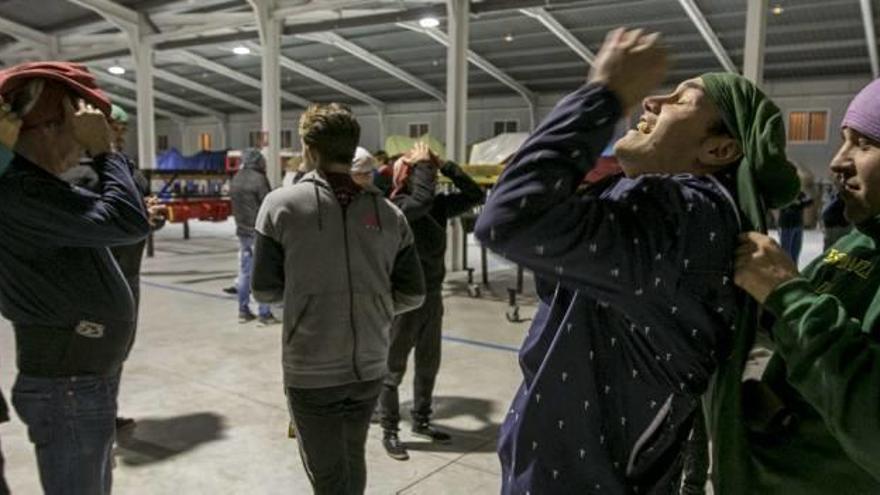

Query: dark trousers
left=681, top=410, right=709, bottom=495
left=286, top=380, right=382, bottom=495
left=379, top=292, right=443, bottom=432
left=780, top=226, right=804, bottom=265
left=12, top=374, right=119, bottom=495
left=0, top=390, right=8, bottom=495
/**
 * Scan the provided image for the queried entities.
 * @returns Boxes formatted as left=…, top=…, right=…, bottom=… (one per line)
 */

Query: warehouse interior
left=0, top=0, right=875, bottom=493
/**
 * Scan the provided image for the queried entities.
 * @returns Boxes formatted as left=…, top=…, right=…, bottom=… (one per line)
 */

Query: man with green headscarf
left=61, top=103, right=159, bottom=433
left=706, top=79, right=880, bottom=494
left=475, top=28, right=799, bottom=493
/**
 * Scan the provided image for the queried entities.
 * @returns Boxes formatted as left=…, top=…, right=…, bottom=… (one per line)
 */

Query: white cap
left=351, top=147, right=377, bottom=174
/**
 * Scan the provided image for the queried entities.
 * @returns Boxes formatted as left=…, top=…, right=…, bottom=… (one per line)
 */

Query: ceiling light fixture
left=232, top=45, right=251, bottom=55
left=419, top=16, right=440, bottom=28
left=108, top=64, right=125, bottom=75
left=504, top=33, right=515, bottom=43
left=772, top=5, right=783, bottom=14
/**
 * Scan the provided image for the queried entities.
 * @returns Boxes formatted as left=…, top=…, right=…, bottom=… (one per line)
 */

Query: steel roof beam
left=168, top=50, right=311, bottom=108
left=66, top=0, right=140, bottom=30
left=273, top=0, right=374, bottom=20
left=398, top=23, right=537, bottom=126
left=299, top=32, right=445, bottom=103
left=519, top=8, right=595, bottom=66
left=103, top=90, right=185, bottom=122
left=244, top=41, right=385, bottom=112
left=91, top=69, right=226, bottom=119
left=153, top=67, right=262, bottom=113
left=676, top=0, right=737, bottom=73
left=0, top=15, right=55, bottom=52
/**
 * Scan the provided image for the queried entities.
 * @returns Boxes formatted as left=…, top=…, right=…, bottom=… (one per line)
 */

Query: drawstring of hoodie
left=371, top=195, right=383, bottom=232
left=313, top=182, right=323, bottom=231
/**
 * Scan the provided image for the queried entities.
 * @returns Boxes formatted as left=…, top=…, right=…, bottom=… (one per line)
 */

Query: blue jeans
left=780, top=226, right=803, bottom=265
left=238, top=235, right=271, bottom=318
left=12, top=374, right=119, bottom=495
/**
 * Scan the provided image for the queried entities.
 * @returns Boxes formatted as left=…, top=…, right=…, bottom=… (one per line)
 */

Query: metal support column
left=743, top=0, right=769, bottom=85
left=860, top=0, right=879, bottom=78
left=446, top=0, right=469, bottom=272
left=131, top=29, right=157, bottom=169
left=377, top=109, right=387, bottom=150
left=250, top=0, right=282, bottom=187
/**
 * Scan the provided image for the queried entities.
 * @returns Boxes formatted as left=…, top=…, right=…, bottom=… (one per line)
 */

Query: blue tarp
left=156, top=148, right=227, bottom=171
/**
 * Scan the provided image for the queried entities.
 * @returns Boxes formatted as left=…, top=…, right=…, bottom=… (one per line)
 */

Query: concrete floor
left=0, top=221, right=825, bottom=494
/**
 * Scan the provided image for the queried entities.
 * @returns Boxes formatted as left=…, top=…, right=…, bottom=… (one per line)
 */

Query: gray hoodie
left=252, top=170, right=425, bottom=388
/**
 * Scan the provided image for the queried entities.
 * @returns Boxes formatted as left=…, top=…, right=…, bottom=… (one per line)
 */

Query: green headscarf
left=110, top=104, right=129, bottom=124
left=701, top=73, right=801, bottom=493
left=701, top=72, right=800, bottom=232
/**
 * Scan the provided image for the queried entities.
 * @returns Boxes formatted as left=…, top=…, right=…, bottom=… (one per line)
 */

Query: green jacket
left=708, top=218, right=880, bottom=494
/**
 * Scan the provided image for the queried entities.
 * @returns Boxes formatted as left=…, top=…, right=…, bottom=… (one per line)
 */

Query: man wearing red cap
left=0, top=96, right=22, bottom=495
left=0, top=63, right=150, bottom=495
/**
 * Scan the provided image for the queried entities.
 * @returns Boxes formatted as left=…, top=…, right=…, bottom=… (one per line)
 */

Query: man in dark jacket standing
left=378, top=142, right=484, bottom=460
left=60, top=104, right=162, bottom=432
left=0, top=63, right=150, bottom=495
left=475, top=29, right=799, bottom=493
left=778, top=190, right=812, bottom=264
left=252, top=103, right=425, bottom=494
left=230, top=148, right=277, bottom=325
left=0, top=92, right=22, bottom=495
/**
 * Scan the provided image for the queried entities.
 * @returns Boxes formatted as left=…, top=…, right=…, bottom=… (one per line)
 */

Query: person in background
left=778, top=189, right=812, bottom=265
left=350, top=146, right=377, bottom=188
left=230, top=148, right=278, bottom=326
left=378, top=142, right=484, bottom=461
left=822, top=189, right=852, bottom=250
left=252, top=103, right=425, bottom=494
left=475, top=28, right=799, bottom=493
left=60, top=103, right=164, bottom=432
left=373, top=150, right=392, bottom=196
left=373, top=149, right=389, bottom=167
left=0, top=95, right=22, bottom=495
left=718, top=76, right=880, bottom=494
left=0, top=62, right=150, bottom=495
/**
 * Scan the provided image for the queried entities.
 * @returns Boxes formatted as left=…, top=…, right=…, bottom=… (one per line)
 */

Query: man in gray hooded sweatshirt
left=230, top=148, right=277, bottom=325
left=252, top=103, right=425, bottom=494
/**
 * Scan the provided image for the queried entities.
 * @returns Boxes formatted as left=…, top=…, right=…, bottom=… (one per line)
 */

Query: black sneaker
left=222, top=285, right=238, bottom=295
left=239, top=312, right=256, bottom=324
left=382, top=432, right=409, bottom=461
left=115, top=417, right=136, bottom=432
left=258, top=315, right=282, bottom=327
left=412, top=422, right=451, bottom=444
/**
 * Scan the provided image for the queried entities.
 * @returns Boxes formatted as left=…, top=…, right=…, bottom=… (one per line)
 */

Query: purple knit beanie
left=842, top=79, right=880, bottom=142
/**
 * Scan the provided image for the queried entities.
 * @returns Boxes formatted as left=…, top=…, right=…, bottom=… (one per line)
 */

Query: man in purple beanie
left=714, top=79, right=880, bottom=493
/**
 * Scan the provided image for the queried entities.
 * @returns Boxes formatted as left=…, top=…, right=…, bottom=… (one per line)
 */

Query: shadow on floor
left=397, top=396, right=501, bottom=454
left=115, top=412, right=227, bottom=466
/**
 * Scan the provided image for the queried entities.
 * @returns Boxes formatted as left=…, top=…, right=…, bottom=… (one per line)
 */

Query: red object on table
left=162, top=199, right=231, bottom=223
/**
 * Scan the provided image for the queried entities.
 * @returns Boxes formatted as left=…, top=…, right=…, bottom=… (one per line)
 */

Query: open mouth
left=834, top=173, right=860, bottom=192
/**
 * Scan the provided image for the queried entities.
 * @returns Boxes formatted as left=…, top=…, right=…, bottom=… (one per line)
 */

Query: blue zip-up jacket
left=475, top=83, right=742, bottom=493
left=0, top=152, right=149, bottom=376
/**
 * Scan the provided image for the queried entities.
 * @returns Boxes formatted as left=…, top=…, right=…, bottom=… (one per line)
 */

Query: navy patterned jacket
left=475, top=83, right=742, bottom=494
